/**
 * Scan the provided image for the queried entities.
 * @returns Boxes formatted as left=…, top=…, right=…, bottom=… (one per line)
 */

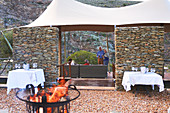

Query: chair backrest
left=0, top=59, right=10, bottom=76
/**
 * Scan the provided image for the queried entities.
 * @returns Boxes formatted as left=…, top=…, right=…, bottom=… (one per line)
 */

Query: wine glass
left=33, top=63, right=37, bottom=69
left=151, top=68, right=155, bottom=73
left=23, top=64, right=26, bottom=69
left=132, top=67, right=135, bottom=71
left=18, top=64, right=21, bottom=69
left=15, top=64, right=18, bottom=69
left=135, top=67, right=138, bottom=72
left=146, top=68, right=149, bottom=73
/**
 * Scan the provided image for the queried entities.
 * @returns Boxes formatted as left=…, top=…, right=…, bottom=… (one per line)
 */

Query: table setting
left=14, top=62, right=38, bottom=70
left=7, top=63, right=45, bottom=94
left=122, top=66, right=164, bottom=93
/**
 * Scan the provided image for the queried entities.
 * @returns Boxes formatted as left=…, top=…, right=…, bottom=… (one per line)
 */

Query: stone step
left=76, top=86, right=115, bottom=90
left=59, top=77, right=114, bottom=80
left=0, top=84, right=7, bottom=88
left=46, top=77, right=115, bottom=90
left=163, top=78, right=170, bottom=81
left=0, top=76, right=8, bottom=78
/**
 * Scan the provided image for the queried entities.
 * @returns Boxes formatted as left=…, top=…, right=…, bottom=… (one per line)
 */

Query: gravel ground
left=0, top=88, right=169, bottom=113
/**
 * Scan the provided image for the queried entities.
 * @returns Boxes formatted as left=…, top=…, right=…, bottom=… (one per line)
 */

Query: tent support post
left=113, top=25, right=116, bottom=79
left=0, top=31, right=13, bottom=52
left=58, top=27, right=62, bottom=77
left=64, top=32, right=66, bottom=62
left=106, top=34, right=110, bottom=72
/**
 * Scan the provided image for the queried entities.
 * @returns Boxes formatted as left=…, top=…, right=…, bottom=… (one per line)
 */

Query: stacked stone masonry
left=13, top=26, right=164, bottom=90
left=13, top=27, right=58, bottom=82
left=115, top=26, right=164, bottom=90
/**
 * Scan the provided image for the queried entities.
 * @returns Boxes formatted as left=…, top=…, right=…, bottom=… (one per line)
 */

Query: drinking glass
left=151, top=68, right=155, bottom=72
left=132, top=67, right=135, bottom=71
left=146, top=68, right=149, bottom=73
left=18, top=64, right=21, bottom=69
left=33, top=63, right=37, bottom=69
left=135, top=67, right=138, bottom=72
left=23, top=64, right=26, bottom=69
left=15, top=64, right=18, bottom=69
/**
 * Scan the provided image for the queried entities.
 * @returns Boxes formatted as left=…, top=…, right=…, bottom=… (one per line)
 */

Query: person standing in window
left=103, top=49, right=109, bottom=66
left=97, top=47, right=104, bottom=64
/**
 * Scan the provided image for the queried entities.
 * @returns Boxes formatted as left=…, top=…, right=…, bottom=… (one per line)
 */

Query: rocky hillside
left=0, top=0, right=140, bottom=29
left=76, top=0, right=140, bottom=8
left=0, top=0, right=169, bottom=60
left=0, top=0, right=51, bottom=28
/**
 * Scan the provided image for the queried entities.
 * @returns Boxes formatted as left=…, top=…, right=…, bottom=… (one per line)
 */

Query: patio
left=0, top=87, right=169, bottom=113
left=0, top=65, right=169, bottom=112
left=1, top=0, right=170, bottom=112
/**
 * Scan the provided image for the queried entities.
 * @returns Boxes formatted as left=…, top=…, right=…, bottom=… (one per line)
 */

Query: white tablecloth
left=7, top=69, right=45, bottom=94
left=122, top=71, right=164, bottom=92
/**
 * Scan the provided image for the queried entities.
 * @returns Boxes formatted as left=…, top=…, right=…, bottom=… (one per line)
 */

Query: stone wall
left=13, top=27, right=58, bottom=82
left=115, top=26, right=164, bottom=90
left=13, top=26, right=165, bottom=89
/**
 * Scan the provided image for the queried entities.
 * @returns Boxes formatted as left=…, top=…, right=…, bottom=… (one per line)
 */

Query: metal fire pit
left=16, top=84, right=80, bottom=113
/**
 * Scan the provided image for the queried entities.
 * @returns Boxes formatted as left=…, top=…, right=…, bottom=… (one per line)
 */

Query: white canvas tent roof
left=25, top=0, right=170, bottom=32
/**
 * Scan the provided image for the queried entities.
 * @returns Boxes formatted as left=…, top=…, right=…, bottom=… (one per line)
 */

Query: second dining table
left=122, top=71, right=164, bottom=92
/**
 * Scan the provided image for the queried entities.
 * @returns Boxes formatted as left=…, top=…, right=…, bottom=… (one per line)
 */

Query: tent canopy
left=25, top=0, right=170, bottom=32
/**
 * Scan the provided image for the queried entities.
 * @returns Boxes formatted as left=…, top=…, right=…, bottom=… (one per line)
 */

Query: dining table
left=7, top=69, right=45, bottom=94
left=122, top=71, right=164, bottom=92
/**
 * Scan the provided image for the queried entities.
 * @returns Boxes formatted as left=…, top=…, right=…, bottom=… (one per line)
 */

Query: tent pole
left=58, top=27, right=62, bottom=77
left=113, top=25, right=116, bottom=79
left=106, top=34, right=110, bottom=72
left=64, top=32, right=66, bottom=62
left=0, top=31, right=13, bottom=52
left=106, top=34, right=109, bottom=52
